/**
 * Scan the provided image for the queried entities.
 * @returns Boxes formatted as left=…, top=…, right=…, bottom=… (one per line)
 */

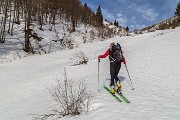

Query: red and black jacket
left=99, top=49, right=126, bottom=64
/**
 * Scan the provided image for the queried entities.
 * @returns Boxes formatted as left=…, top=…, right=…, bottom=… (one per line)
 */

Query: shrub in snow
left=72, top=50, right=88, bottom=66
left=35, top=70, right=93, bottom=120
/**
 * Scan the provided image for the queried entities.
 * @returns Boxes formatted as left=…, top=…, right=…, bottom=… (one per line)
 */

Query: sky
left=80, top=0, right=180, bottom=30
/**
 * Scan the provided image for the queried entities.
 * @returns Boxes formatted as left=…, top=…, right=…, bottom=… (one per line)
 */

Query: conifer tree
left=126, top=26, right=129, bottom=32
left=116, top=21, right=119, bottom=27
left=175, top=1, right=180, bottom=15
left=96, top=5, right=103, bottom=26
left=84, top=3, right=87, bottom=7
left=114, top=20, right=117, bottom=26
left=114, top=20, right=119, bottom=27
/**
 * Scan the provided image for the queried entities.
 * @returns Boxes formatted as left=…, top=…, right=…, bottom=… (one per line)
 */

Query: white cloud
left=130, top=16, right=136, bottom=23
left=129, top=3, right=159, bottom=22
left=102, top=8, right=127, bottom=26
left=116, top=13, right=123, bottom=17
left=129, top=24, right=146, bottom=29
left=116, top=0, right=128, bottom=4
left=130, top=25, right=135, bottom=28
left=142, top=8, right=159, bottom=22
left=166, top=0, right=180, bottom=11
left=102, top=8, right=116, bottom=20
left=116, top=17, right=127, bottom=26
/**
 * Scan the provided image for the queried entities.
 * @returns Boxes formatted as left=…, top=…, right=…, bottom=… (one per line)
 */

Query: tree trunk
left=8, top=1, right=12, bottom=33
left=24, top=1, right=31, bottom=52
left=0, top=2, right=8, bottom=43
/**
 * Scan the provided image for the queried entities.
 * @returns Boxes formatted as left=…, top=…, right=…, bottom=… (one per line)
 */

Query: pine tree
left=114, top=20, right=117, bottom=26
left=175, top=1, right=180, bottom=15
left=116, top=21, right=119, bottom=27
left=96, top=5, right=103, bottom=26
left=126, top=26, right=129, bottom=32
left=114, top=20, right=119, bottom=27
left=82, top=3, right=88, bottom=24
left=84, top=3, right=87, bottom=8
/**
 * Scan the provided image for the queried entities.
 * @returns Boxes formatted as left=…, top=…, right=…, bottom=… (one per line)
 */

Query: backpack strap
left=109, top=55, right=116, bottom=63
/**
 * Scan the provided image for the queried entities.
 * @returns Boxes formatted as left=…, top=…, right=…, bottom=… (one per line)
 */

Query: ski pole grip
left=123, top=57, right=126, bottom=64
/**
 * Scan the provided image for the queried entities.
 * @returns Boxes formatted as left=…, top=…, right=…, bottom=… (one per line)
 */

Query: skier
left=98, top=42, right=125, bottom=94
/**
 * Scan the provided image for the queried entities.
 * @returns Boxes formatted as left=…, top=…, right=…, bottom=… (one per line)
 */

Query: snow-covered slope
left=0, top=19, right=128, bottom=64
left=136, top=15, right=180, bottom=34
left=1, top=27, right=180, bottom=120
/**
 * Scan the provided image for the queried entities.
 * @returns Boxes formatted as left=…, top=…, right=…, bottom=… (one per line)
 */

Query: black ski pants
left=110, top=62, right=121, bottom=86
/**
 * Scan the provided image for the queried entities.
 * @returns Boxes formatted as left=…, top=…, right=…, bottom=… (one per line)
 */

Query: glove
left=123, top=57, right=126, bottom=64
left=98, top=56, right=101, bottom=62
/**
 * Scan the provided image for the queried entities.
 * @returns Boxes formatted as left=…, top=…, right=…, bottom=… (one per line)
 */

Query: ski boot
left=110, top=86, right=115, bottom=95
left=110, top=88, right=115, bottom=95
left=116, top=83, right=122, bottom=93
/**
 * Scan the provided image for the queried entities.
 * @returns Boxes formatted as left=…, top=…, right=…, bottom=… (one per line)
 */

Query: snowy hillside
left=0, top=19, right=127, bottom=64
left=1, top=27, right=180, bottom=120
left=136, top=15, right=180, bottom=34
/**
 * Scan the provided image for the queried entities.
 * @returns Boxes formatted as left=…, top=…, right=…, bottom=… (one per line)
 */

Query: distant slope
left=135, top=15, right=180, bottom=34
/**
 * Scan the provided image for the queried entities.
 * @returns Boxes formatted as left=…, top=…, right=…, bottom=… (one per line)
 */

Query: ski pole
left=99, top=78, right=108, bottom=92
left=124, top=64, right=135, bottom=90
left=98, top=57, right=100, bottom=92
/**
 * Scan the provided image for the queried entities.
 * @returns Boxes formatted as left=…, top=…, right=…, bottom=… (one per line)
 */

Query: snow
left=1, top=27, right=180, bottom=120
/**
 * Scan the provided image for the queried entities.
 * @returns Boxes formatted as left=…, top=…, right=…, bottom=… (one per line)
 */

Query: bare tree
left=34, top=70, right=93, bottom=120
left=0, top=0, right=114, bottom=51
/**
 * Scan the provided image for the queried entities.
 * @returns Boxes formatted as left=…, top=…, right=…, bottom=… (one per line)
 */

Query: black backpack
left=111, top=43, right=123, bottom=63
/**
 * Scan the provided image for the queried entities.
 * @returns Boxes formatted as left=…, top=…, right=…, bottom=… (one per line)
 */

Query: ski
left=115, top=90, right=130, bottom=103
left=104, top=85, right=122, bottom=103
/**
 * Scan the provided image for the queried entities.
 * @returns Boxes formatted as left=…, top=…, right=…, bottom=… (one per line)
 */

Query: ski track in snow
left=1, top=28, right=180, bottom=120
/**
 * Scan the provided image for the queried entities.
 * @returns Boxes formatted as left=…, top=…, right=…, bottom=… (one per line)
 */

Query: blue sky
left=80, top=0, right=180, bottom=30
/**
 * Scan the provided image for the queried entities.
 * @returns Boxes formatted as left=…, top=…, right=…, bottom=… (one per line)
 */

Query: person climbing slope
left=98, top=42, right=126, bottom=94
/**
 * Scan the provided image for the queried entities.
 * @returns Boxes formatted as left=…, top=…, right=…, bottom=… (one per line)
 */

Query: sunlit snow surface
left=1, top=27, right=180, bottom=120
